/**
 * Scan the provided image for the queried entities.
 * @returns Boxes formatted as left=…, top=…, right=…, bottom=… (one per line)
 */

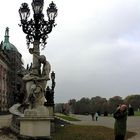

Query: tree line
left=55, top=95, right=140, bottom=115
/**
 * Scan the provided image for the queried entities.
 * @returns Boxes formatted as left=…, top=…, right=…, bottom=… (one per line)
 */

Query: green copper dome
left=2, top=27, right=18, bottom=52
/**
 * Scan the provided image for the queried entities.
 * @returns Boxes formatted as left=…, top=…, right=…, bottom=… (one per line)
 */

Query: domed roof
left=2, top=27, right=18, bottom=52
left=3, top=42, right=18, bottom=52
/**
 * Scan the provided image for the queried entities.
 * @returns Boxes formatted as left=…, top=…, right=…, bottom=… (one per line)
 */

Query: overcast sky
left=1, top=0, right=140, bottom=103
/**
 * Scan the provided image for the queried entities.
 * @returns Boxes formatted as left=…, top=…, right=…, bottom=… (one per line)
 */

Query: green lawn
left=52, top=125, right=136, bottom=140
left=134, top=111, right=140, bottom=116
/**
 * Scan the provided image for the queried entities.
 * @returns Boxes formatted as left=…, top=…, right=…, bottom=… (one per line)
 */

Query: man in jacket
left=113, top=104, right=127, bottom=140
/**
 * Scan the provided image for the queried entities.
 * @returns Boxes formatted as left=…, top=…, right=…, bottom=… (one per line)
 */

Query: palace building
left=0, top=27, right=24, bottom=112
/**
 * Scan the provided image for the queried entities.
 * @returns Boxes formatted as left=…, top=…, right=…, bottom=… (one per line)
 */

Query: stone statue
left=37, top=55, right=51, bottom=89
left=22, top=53, right=51, bottom=109
left=9, top=42, right=51, bottom=116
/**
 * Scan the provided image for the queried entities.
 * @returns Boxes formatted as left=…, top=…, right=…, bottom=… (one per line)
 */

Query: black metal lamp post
left=19, top=0, right=57, bottom=76
left=50, top=71, right=56, bottom=106
left=51, top=71, right=56, bottom=91
left=19, top=0, right=57, bottom=47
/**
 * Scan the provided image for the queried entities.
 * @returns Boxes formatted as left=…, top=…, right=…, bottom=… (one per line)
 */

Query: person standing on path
left=95, top=112, right=99, bottom=121
left=113, top=104, right=128, bottom=140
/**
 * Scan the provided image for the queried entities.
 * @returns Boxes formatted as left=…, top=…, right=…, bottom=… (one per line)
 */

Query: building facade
left=0, top=27, right=23, bottom=112
left=0, top=53, right=9, bottom=111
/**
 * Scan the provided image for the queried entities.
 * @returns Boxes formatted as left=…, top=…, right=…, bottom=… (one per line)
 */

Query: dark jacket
left=113, top=109, right=127, bottom=136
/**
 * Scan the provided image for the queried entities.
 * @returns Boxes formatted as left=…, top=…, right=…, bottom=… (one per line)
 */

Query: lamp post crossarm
left=21, top=18, right=55, bottom=47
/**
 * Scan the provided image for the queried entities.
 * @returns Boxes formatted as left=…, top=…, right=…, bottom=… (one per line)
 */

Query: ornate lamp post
left=18, top=0, right=57, bottom=109
left=19, top=0, right=57, bottom=76
left=8, top=1, right=58, bottom=138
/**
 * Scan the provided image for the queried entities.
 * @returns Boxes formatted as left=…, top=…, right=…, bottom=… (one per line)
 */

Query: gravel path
left=0, top=115, right=17, bottom=140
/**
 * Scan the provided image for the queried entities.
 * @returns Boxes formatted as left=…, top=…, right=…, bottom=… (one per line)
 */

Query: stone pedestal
left=19, top=106, right=53, bottom=139
left=47, top=106, right=55, bottom=133
left=47, top=106, right=54, bottom=117
left=20, top=117, right=52, bottom=138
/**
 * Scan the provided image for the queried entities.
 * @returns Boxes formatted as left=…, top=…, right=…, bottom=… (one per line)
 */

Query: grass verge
left=52, top=125, right=136, bottom=140
left=134, top=111, right=140, bottom=116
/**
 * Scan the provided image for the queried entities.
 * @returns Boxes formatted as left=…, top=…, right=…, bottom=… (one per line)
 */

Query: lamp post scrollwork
left=19, top=0, right=57, bottom=47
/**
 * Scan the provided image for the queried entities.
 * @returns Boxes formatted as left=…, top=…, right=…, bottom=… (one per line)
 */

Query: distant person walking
left=91, top=112, right=95, bottom=121
left=95, top=112, right=99, bottom=121
left=113, top=104, right=127, bottom=140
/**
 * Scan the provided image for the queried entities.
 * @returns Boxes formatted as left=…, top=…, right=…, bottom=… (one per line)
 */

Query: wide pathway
left=71, top=114, right=140, bottom=140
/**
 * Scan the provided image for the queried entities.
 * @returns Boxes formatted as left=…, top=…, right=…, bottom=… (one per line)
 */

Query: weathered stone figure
left=38, top=55, right=51, bottom=89
left=21, top=45, right=51, bottom=108
left=22, top=63, right=50, bottom=108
